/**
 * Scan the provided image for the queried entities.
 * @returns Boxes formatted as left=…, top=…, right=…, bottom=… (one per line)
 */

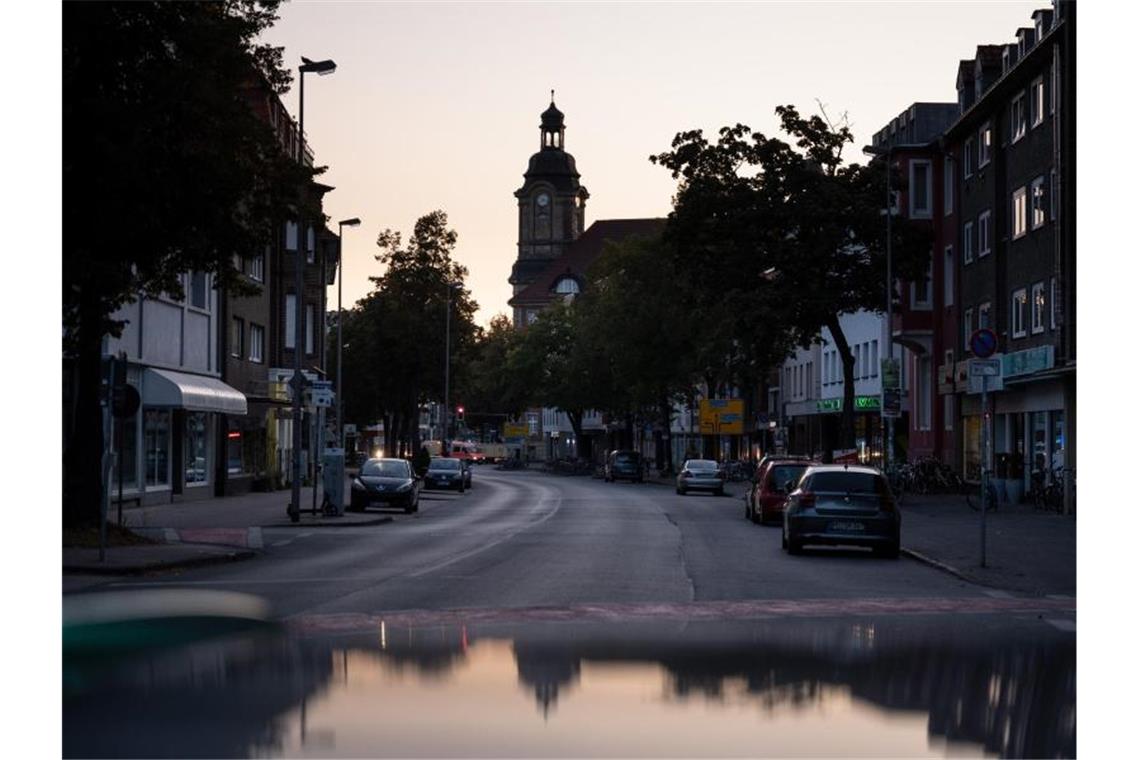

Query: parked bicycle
left=1030, top=467, right=1065, bottom=513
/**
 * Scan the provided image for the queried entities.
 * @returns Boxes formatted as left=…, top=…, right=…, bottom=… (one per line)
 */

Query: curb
left=264, top=515, right=394, bottom=529
left=900, top=547, right=1013, bottom=593
left=62, top=549, right=258, bottom=577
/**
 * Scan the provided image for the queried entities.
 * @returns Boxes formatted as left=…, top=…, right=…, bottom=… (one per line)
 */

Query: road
left=97, top=468, right=990, bottom=619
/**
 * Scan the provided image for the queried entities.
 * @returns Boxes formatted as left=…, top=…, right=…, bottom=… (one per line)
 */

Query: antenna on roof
left=551, top=89, right=555, bottom=103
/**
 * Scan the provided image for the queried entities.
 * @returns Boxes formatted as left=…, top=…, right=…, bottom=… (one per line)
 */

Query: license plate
left=829, top=521, right=865, bottom=532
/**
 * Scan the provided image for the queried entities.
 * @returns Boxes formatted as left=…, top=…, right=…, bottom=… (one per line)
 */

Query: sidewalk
left=63, top=481, right=392, bottom=577
left=644, top=471, right=1075, bottom=597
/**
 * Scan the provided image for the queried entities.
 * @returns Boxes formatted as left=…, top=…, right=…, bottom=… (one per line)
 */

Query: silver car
left=782, top=465, right=900, bottom=558
left=676, top=459, right=725, bottom=496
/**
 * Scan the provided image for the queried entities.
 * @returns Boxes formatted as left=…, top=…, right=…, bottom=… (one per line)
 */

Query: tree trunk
left=63, top=297, right=106, bottom=528
left=824, top=312, right=856, bottom=455
left=659, top=397, right=675, bottom=475
left=567, top=409, right=584, bottom=459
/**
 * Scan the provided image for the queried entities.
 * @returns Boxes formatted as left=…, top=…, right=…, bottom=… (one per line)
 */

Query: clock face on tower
left=536, top=193, right=550, bottom=208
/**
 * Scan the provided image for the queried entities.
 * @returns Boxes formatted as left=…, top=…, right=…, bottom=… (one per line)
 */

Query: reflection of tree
left=513, top=644, right=581, bottom=718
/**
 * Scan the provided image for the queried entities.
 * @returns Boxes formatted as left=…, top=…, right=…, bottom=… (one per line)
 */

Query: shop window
left=226, top=425, right=249, bottom=475
left=112, top=412, right=138, bottom=491
left=144, top=409, right=170, bottom=487
left=184, top=412, right=209, bottom=486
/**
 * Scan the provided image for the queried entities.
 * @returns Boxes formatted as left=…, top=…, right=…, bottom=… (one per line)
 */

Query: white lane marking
left=110, top=578, right=389, bottom=587
left=982, top=589, right=1014, bottom=598
left=407, top=488, right=563, bottom=579
left=164, top=528, right=180, bottom=543
left=267, top=530, right=314, bottom=548
left=247, top=527, right=263, bottom=549
left=1046, top=594, right=1075, bottom=601
left=1045, top=618, right=1076, bottom=632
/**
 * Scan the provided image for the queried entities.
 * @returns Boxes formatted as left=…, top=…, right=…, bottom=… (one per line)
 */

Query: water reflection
left=63, top=615, right=1074, bottom=758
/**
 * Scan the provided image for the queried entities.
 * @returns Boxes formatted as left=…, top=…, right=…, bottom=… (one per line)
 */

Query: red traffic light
left=457, top=405, right=465, bottom=414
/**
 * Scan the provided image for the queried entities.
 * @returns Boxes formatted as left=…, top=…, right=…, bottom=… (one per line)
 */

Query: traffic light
left=456, top=405, right=465, bottom=423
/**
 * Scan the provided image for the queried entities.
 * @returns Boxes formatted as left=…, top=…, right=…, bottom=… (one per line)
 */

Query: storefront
left=784, top=396, right=888, bottom=464
left=110, top=366, right=247, bottom=505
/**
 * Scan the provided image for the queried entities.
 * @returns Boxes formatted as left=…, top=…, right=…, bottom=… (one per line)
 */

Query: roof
left=541, top=100, right=565, bottom=129
left=508, top=218, right=665, bottom=307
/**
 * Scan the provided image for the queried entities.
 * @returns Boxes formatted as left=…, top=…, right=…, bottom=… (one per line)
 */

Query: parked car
left=676, top=459, right=724, bottom=496
left=782, top=465, right=900, bottom=558
left=605, top=450, right=644, bottom=483
left=746, top=459, right=814, bottom=525
left=423, top=457, right=466, bottom=492
left=349, top=458, right=419, bottom=514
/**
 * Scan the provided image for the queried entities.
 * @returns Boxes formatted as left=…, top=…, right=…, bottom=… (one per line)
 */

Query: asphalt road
left=96, top=468, right=991, bottom=619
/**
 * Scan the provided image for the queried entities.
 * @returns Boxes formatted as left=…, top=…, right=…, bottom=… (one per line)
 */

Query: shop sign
left=816, top=396, right=882, bottom=413
left=503, top=422, right=528, bottom=439
left=1002, top=345, right=1054, bottom=378
left=700, top=398, right=744, bottom=435
left=881, top=390, right=901, bottom=418
left=954, top=361, right=971, bottom=392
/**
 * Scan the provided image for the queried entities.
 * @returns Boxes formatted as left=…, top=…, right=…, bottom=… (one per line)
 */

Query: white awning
left=143, top=368, right=248, bottom=415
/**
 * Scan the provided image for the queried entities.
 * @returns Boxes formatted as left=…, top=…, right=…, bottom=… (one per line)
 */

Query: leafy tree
left=333, top=211, right=477, bottom=456
left=454, top=314, right=528, bottom=432
left=62, top=1, right=316, bottom=526
left=651, top=105, right=930, bottom=451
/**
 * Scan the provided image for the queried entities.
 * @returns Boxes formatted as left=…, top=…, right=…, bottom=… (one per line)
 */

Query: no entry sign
left=970, top=328, right=998, bottom=358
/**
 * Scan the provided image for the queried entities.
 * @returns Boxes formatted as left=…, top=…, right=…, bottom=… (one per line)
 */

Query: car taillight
left=798, top=491, right=816, bottom=508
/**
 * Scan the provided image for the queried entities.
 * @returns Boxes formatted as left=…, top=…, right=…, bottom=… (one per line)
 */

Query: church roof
left=541, top=101, right=564, bottom=129
left=509, top=218, right=666, bottom=308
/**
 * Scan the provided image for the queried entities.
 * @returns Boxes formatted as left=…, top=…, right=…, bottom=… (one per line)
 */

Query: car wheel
left=787, top=537, right=804, bottom=555
left=715, top=488, right=724, bottom=497
left=677, top=487, right=686, bottom=496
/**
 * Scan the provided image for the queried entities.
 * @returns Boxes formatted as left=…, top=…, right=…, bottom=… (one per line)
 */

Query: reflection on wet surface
left=64, top=614, right=1074, bottom=758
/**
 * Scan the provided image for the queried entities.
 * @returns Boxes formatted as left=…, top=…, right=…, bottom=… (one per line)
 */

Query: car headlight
left=397, top=482, right=412, bottom=492
left=352, top=478, right=365, bottom=491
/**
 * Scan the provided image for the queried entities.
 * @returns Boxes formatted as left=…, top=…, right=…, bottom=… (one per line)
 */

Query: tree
left=455, top=314, right=528, bottom=430
left=651, top=105, right=930, bottom=452
left=333, top=211, right=478, bottom=456
left=62, top=1, right=316, bottom=526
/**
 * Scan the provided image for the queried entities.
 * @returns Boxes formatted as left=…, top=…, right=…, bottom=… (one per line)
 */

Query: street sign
left=881, top=389, right=901, bottom=418
left=307, top=380, right=334, bottom=408
left=881, top=358, right=901, bottom=390
left=969, top=328, right=998, bottom=358
left=700, top=399, right=744, bottom=435
left=969, top=358, right=1002, bottom=377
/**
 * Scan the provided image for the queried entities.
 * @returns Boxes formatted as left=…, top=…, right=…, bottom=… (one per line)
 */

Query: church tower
left=509, top=95, right=589, bottom=299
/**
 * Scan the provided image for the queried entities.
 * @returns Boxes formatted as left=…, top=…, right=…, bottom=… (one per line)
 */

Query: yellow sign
left=699, top=398, right=744, bottom=435
left=503, top=422, right=529, bottom=439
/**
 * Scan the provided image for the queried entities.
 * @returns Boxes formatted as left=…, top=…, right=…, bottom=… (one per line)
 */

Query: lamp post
left=442, top=281, right=461, bottom=456
left=288, top=55, right=336, bottom=523
left=336, top=217, right=361, bottom=454
left=862, top=143, right=895, bottom=471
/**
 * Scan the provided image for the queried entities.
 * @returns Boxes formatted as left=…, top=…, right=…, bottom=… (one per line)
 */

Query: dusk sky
left=261, top=1, right=1045, bottom=326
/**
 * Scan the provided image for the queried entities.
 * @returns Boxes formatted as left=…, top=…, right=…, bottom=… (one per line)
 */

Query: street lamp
left=442, top=281, right=462, bottom=456
left=288, top=55, right=336, bottom=523
left=862, top=142, right=895, bottom=471
left=336, top=217, right=361, bottom=455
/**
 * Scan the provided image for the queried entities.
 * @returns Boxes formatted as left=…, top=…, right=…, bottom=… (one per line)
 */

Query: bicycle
left=966, top=474, right=999, bottom=512
left=1031, top=467, right=1065, bottom=513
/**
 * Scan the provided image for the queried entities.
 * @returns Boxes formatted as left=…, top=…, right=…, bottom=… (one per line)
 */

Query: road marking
left=1044, top=618, right=1076, bottom=632
left=247, top=527, right=263, bottom=549
left=982, top=589, right=1014, bottom=598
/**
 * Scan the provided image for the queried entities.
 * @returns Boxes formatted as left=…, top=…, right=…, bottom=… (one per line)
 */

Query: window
left=944, top=246, right=955, bottom=306
left=305, top=303, right=315, bottom=354
left=912, top=251, right=933, bottom=308
left=979, top=122, right=992, bottom=167
left=862, top=344, right=870, bottom=379
left=184, top=412, right=209, bottom=486
left=963, top=137, right=975, bottom=178
left=964, top=308, right=974, bottom=352
left=231, top=317, right=244, bottom=358
left=979, top=301, right=992, bottom=330
left=306, top=227, right=316, bottom=263
left=978, top=211, right=992, bottom=257
left=1012, top=187, right=1028, bottom=238
left=871, top=340, right=879, bottom=376
left=1011, top=288, right=1028, bottom=338
left=285, top=221, right=299, bottom=251
left=250, top=251, right=265, bottom=282
left=1031, top=282, right=1046, bottom=334
left=917, top=356, right=932, bottom=432
left=1031, top=176, right=1047, bottom=228
left=250, top=324, right=264, bottom=363
left=963, top=221, right=975, bottom=264
left=144, top=409, right=171, bottom=487
left=1051, top=278, right=1058, bottom=330
left=285, top=294, right=296, bottom=349
left=1030, top=77, right=1045, bottom=127
left=189, top=271, right=208, bottom=310
left=1010, top=93, right=1027, bottom=142
left=943, top=156, right=953, bottom=215
left=909, top=160, right=932, bottom=218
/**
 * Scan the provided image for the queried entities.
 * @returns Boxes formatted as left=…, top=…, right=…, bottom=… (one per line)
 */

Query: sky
left=261, top=0, right=1044, bottom=326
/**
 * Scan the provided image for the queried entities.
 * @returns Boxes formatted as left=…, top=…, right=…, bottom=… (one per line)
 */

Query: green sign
left=817, top=396, right=881, bottom=413
left=1002, top=345, right=1054, bottom=378
left=881, top=358, right=901, bottom=390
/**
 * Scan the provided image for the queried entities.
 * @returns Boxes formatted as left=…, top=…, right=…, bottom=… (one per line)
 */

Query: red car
left=745, top=458, right=815, bottom=525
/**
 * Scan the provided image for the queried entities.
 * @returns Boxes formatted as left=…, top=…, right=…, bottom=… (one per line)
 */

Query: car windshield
left=431, top=458, right=461, bottom=471
left=768, top=465, right=809, bottom=490
left=687, top=460, right=718, bottom=471
left=807, top=471, right=886, bottom=494
left=361, top=460, right=410, bottom=478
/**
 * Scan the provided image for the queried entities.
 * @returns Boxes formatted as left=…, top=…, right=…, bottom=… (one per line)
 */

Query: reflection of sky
left=275, top=640, right=986, bottom=758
